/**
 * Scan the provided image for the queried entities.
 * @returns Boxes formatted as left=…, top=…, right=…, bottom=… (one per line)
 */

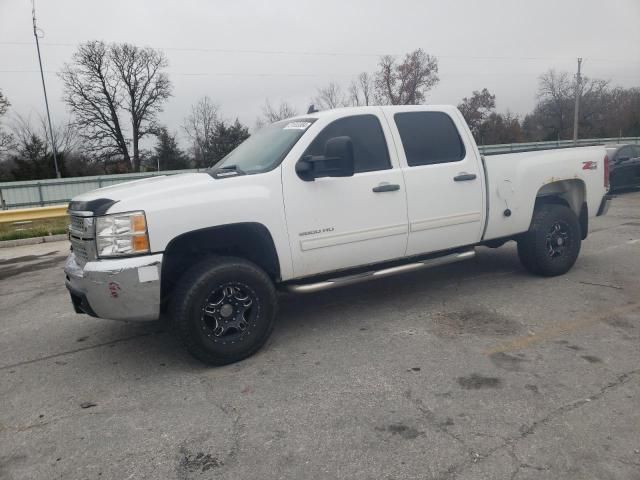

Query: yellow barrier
left=0, top=205, right=68, bottom=224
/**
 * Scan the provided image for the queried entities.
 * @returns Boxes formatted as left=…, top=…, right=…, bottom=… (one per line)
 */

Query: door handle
left=372, top=183, right=400, bottom=193
left=453, top=173, right=477, bottom=182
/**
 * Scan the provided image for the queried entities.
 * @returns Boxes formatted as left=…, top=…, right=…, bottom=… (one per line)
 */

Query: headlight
left=96, top=211, right=150, bottom=257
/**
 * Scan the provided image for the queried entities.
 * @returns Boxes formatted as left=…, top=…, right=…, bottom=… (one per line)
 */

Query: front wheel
left=517, top=203, right=582, bottom=277
left=171, top=256, right=277, bottom=365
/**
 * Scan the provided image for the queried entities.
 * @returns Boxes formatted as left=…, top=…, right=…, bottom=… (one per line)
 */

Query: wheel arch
left=534, top=179, right=588, bottom=239
left=160, top=222, right=280, bottom=310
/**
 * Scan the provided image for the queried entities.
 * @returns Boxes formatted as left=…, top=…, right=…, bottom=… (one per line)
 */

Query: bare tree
left=183, top=96, right=219, bottom=167
left=375, top=49, right=439, bottom=105
left=458, top=88, right=496, bottom=138
left=34, top=114, right=80, bottom=154
left=348, top=72, right=374, bottom=106
left=111, top=43, right=172, bottom=171
left=532, top=69, right=610, bottom=140
left=5, top=114, right=94, bottom=179
left=477, top=110, right=524, bottom=145
left=0, top=90, right=9, bottom=117
left=576, top=76, right=609, bottom=132
left=11, top=115, right=40, bottom=152
left=60, top=40, right=172, bottom=172
left=538, top=70, right=572, bottom=111
left=313, top=82, right=346, bottom=110
left=0, top=89, right=13, bottom=154
left=256, top=99, right=298, bottom=127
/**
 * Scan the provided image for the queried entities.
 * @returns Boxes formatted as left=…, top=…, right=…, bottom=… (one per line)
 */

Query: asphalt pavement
left=1, top=191, right=639, bottom=480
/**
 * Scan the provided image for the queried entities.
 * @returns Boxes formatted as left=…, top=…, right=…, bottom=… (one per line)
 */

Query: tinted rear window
left=394, top=112, right=465, bottom=166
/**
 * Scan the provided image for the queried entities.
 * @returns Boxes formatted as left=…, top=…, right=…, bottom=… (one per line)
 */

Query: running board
left=285, top=249, right=476, bottom=294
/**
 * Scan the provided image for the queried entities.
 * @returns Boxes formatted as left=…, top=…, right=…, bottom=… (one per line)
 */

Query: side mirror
left=616, top=157, right=630, bottom=163
left=296, top=136, right=355, bottom=181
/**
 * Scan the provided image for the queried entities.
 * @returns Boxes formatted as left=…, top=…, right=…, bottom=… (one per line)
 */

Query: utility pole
left=572, top=57, right=582, bottom=144
left=32, top=0, right=61, bottom=178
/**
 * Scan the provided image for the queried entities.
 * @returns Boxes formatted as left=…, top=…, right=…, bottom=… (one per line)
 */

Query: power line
left=1, top=69, right=638, bottom=81
left=0, top=40, right=639, bottom=64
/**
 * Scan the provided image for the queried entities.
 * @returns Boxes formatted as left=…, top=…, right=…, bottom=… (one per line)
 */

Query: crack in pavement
left=435, top=369, right=640, bottom=479
left=517, top=369, right=639, bottom=438
left=0, top=411, right=111, bottom=433
left=0, top=330, right=160, bottom=370
left=403, top=389, right=476, bottom=460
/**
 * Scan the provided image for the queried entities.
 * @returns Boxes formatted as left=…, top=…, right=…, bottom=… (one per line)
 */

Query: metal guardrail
left=477, top=136, right=640, bottom=155
left=0, top=137, right=638, bottom=210
left=0, top=168, right=202, bottom=210
left=0, top=205, right=68, bottom=224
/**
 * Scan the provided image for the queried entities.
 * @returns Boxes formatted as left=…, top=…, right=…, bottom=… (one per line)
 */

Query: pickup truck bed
left=482, top=145, right=607, bottom=241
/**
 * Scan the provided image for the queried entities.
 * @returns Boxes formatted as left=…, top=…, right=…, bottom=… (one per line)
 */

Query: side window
left=633, top=146, right=640, bottom=158
left=302, top=114, right=391, bottom=173
left=394, top=112, right=465, bottom=166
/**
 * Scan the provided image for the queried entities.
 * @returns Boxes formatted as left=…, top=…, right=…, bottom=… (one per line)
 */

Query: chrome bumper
left=64, top=252, right=163, bottom=322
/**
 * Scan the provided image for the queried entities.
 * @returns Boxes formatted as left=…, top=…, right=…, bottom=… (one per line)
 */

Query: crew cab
left=64, top=105, right=611, bottom=364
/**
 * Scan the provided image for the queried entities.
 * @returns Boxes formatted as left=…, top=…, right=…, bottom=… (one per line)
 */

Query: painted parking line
left=485, top=302, right=639, bottom=355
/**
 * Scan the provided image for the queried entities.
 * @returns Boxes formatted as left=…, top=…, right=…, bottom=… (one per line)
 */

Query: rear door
left=386, top=108, right=485, bottom=256
left=281, top=112, right=408, bottom=278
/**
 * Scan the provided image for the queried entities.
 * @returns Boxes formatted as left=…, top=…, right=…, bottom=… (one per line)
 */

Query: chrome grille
left=68, top=214, right=95, bottom=239
left=70, top=237, right=90, bottom=265
left=68, top=213, right=97, bottom=266
left=70, top=215, right=85, bottom=232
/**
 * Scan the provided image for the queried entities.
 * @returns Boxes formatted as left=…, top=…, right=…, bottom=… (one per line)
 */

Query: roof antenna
left=307, top=104, right=318, bottom=114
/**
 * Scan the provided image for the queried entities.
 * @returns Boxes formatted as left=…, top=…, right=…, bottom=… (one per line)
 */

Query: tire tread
left=517, top=203, right=581, bottom=277
left=170, top=256, right=277, bottom=365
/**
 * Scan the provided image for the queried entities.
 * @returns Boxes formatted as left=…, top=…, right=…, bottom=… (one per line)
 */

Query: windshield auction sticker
left=283, top=121, right=312, bottom=130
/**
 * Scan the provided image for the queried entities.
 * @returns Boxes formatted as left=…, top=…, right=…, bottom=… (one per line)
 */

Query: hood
left=68, top=173, right=215, bottom=215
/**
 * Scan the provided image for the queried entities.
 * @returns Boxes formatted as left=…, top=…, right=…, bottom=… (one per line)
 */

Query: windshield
left=211, top=118, right=316, bottom=175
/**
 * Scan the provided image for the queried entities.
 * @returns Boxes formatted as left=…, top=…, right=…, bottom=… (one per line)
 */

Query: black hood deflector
left=68, top=198, right=118, bottom=216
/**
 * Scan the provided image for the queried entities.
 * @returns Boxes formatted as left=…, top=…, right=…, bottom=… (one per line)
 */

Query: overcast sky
left=1, top=0, right=639, bottom=144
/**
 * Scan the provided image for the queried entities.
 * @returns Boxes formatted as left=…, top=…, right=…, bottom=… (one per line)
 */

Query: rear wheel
left=171, top=256, right=277, bottom=365
left=517, top=203, right=581, bottom=277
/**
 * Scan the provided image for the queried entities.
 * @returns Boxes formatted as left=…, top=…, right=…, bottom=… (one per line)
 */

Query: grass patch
left=0, top=216, right=69, bottom=242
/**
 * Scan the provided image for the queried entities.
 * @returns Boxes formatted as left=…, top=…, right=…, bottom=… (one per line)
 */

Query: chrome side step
left=285, top=249, right=476, bottom=294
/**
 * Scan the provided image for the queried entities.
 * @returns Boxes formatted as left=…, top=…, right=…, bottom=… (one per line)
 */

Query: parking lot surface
left=1, top=192, right=639, bottom=480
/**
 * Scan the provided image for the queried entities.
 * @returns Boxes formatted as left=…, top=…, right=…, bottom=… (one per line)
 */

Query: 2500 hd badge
left=299, top=227, right=335, bottom=236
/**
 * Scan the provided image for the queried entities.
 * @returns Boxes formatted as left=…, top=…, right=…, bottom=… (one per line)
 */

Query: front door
left=282, top=112, right=408, bottom=278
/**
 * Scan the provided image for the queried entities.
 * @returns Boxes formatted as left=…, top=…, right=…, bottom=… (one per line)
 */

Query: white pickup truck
left=65, top=105, right=611, bottom=364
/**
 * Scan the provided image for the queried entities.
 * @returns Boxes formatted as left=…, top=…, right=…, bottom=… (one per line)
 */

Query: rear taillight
left=604, top=155, right=610, bottom=189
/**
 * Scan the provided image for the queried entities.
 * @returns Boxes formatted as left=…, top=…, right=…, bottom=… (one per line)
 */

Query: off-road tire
left=170, top=256, right=277, bottom=365
left=517, top=203, right=581, bottom=277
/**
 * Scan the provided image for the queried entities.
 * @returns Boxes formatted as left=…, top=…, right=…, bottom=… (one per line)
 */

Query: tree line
left=0, top=42, right=638, bottom=181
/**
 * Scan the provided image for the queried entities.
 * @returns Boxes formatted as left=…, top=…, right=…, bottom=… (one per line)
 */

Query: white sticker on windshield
left=283, top=121, right=312, bottom=130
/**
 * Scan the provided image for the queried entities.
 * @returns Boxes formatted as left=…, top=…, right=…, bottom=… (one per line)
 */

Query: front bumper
left=64, top=251, right=163, bottom=322
left=597, top=194, right=612, bottom=216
